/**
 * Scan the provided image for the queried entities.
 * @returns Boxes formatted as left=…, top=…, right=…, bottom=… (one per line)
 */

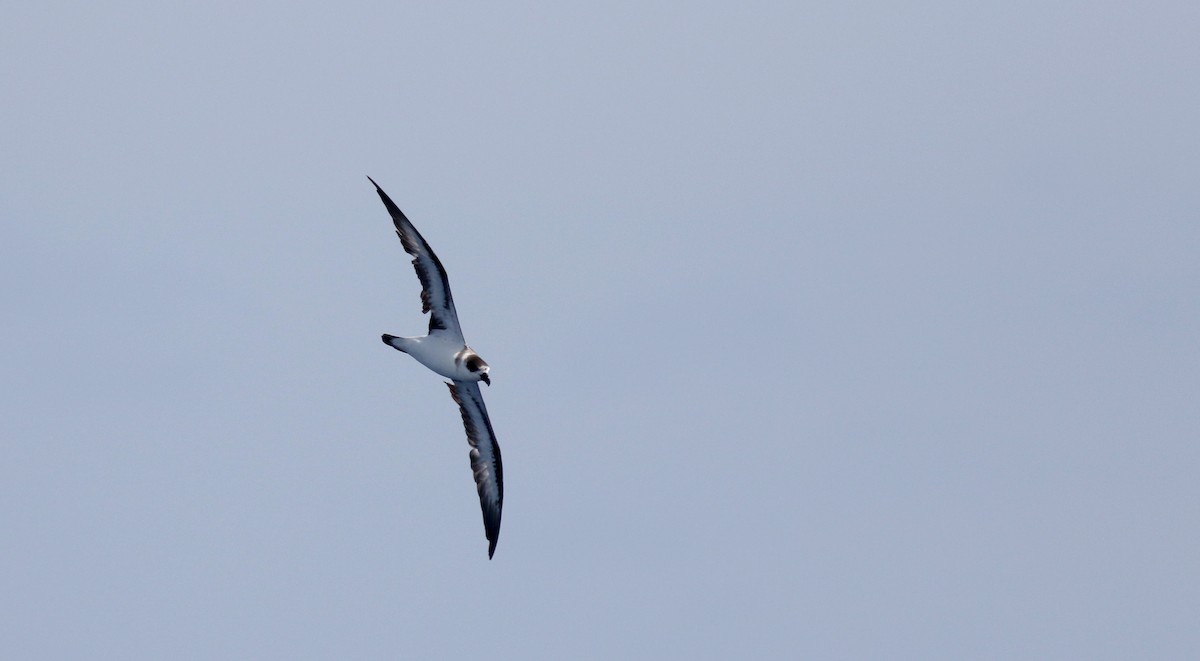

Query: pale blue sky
left=3, top=2, right=1198, bottom=659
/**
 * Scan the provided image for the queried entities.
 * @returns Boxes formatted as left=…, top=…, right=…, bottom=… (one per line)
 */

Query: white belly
left=394, top=333, right=476, bottom=381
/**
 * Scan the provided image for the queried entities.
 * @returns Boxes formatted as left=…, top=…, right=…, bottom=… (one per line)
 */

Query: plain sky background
left=3, top=2, right=1198, bottom=659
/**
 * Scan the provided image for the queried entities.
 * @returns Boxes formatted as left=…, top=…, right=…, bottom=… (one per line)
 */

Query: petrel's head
left=465, top=354, right=491, bottom=386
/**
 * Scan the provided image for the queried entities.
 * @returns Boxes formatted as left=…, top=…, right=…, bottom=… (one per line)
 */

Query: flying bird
left=369, top=177, right=503, bottom=559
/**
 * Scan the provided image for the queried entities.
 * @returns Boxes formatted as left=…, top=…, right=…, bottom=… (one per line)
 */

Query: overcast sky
left=3, top=2, right=1198, bottom=659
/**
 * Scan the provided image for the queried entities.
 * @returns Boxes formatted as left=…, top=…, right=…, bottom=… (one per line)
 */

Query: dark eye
left=466, top=356, right=482, bottom=372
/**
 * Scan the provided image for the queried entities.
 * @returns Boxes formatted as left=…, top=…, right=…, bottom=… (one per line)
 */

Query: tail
left=381, top=334, right=407, bottom=353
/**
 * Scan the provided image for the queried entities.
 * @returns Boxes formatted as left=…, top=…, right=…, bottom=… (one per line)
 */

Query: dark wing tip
left=488, top=537, right=497, bottom=559
left=368, top=177, right=408, bottom=221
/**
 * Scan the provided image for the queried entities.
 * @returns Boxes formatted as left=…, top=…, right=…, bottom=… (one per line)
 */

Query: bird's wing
left=446, top=380, right=504, bottom=559
left=369, top=177, right=464, bottom=342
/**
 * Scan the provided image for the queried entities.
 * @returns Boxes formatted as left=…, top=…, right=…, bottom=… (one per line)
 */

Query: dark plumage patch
left=381, top=334, right=407, bottom=353
left=465, top=355, right=486, bottom=373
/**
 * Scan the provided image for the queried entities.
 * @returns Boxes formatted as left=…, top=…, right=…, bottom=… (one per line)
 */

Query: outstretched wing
left=369, top=177, right=464, bottom=342
left=446, top=380, right=504, bottom=559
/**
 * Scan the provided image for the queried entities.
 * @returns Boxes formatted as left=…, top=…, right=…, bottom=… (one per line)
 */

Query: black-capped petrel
left=369, top=177, right=503, bottom=559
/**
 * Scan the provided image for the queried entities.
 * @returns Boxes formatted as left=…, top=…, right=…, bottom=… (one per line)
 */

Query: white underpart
left=386, top=332, right=481, bottom=381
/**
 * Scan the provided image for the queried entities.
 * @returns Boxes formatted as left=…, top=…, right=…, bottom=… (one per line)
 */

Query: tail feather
left=382, top=334, right=406, bottom=352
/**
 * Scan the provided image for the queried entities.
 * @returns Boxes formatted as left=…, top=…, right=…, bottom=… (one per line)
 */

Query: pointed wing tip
left=484, top=514, right=501, bottom=559
left=369, top=178, right=409, bottom=224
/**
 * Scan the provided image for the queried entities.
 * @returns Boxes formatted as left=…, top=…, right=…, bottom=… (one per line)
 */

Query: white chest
left=403, top=335, right=478, bottom=381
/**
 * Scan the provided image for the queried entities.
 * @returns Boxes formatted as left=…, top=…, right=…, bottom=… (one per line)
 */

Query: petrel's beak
left=481, top=373, right=491, bottom=386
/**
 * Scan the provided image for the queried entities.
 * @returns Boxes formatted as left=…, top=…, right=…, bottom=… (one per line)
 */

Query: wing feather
left=446, top=380, right=504, bottom=559
left=369, top=177, right=464, bottom=341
